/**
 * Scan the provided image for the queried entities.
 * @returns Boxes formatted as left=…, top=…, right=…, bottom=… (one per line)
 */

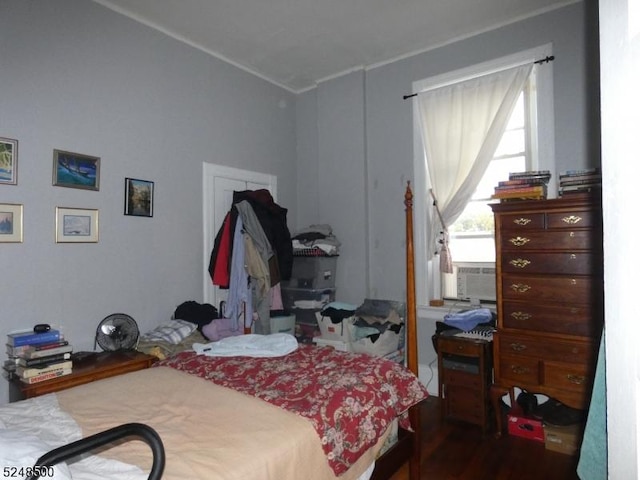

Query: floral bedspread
left=154, top=344, right=428, bottom=475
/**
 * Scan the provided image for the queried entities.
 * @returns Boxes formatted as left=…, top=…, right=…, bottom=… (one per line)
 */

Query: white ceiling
left=94, top=0, right=577, bottom=93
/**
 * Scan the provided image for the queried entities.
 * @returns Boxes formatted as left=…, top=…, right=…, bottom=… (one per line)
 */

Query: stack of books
left=558, top=168, right=602, bottom=196
left=492, top=170, right=552, bottom=201
left=4, top=329, right=73, bottom=384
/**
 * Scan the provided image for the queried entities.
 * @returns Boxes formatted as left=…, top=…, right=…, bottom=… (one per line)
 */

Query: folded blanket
left=193, top=333, right=299, bottom=357
left=443, top=308, right=493, bottom=331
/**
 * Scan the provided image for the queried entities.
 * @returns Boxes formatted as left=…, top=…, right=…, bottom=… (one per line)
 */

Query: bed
left=0, top=183, right=425, bottom=480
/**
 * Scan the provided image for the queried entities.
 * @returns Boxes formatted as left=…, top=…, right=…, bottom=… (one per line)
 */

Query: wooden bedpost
left=404, top=181, right=421, bottom=480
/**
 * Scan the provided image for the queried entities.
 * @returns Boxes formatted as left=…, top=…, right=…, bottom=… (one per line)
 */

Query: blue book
left=7, top=329, right=61, bottom=347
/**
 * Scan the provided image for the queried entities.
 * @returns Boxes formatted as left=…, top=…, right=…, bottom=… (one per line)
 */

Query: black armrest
left=28, top=422, right=164, bottom=480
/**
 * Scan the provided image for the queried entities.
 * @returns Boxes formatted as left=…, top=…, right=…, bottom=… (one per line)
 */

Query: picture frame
left=53, top=149, right=100, bottom=191
left=55, top=207, right=99, bottom=243
left=124, top=178, right=154, bottom=217
left=0, top=203, right=23, bottom=243
left=0, top=137, right=18, bottom=185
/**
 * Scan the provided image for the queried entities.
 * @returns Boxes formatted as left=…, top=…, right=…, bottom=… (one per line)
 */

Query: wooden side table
left=437, top=335, right=493, bottom=433
left=9, top=350, right=156, bottom=402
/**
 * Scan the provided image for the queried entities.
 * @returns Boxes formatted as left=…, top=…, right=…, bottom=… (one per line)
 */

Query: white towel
left=193, top=333, right=298, bottom=357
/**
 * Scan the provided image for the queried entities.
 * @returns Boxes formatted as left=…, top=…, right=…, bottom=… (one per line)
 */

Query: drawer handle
left=510, top=283, right=531, bottom=293
left=509, top=236, right=530, bottom=247
left=509, top=258, right=531, bottom=269
left=509, top=342, right=527, bottom=351
left=569, top=253, right=577, bottom=260
left=563, top=215, right=583, bottom=225
left=513, top=217, right=532, bottom=226
left=510, top=365, right=530, bottom=375
left=511, top=311, right=532, bottom=321
left=567, top=374, right=586, bottom=385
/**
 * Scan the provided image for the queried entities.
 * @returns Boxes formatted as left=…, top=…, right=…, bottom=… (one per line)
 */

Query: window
left=441, top=91, right=529, bottom=300
left=411, top=45, right=554, bottom=308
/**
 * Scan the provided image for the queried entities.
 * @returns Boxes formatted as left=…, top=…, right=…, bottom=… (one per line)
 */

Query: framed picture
left=55, top=207, right=99, bottom=243
left=53, top=149, right=100, bottom=191
left=0, top=137, right=18, bottom=185
left=124, top=178, right=154, bottom=217
left=0, top=203, right=23, bottom=243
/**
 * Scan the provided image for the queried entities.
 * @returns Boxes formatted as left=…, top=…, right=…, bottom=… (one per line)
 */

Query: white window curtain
left=416, top=63, right=534, bottom=271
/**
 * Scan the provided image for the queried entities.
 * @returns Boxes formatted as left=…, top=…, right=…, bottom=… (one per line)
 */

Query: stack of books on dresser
left=4, top=329, right=73, bottom=384
left=492, top=170, right=551, bottom=201
left=558, top=168, right=602, bottom=196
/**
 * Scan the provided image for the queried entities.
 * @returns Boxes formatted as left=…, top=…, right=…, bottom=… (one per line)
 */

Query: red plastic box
left=507, top=413, right=544, bottom=442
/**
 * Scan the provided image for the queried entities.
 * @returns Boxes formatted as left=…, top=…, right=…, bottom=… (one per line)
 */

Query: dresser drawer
left=443, top=368, right=482, bottom=388
left=499, top=212, right=545, bottom=230
left=543, top=361, right=593, bottom=394
left=446, top=385, right=484, bottom=421
left=502, top=252, right=599, bottom=275
left=438, top=336, right=485, bottom=357
left=502, top=301, right=603, bottom=337
left=497, top=333, right=595, bottom=364
left=500, top=230, right=597, bottom=251
left=546, top=209, right=599, bottom=230
left=497, top=353, right=540, bottom=385
left=501, top=274, right=599, bottom=304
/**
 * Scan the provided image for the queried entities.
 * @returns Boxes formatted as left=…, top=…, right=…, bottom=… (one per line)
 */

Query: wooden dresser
left=489, top=195, right=604, bottom=435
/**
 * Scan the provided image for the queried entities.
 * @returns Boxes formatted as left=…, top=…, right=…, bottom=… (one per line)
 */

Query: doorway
left=202, top=163, right=277, bottom=309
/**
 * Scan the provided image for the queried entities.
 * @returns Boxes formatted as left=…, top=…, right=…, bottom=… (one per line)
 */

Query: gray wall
left=0, top=0, right=296, bottom=403
left=295, top=2, right=597, bottom=369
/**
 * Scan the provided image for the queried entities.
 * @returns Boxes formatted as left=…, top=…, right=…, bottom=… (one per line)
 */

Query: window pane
left=494, top=128, right=525, bottom=157
left=506, top=92, right=525, bottom=129
left=449, top=91, right=527, bottom=267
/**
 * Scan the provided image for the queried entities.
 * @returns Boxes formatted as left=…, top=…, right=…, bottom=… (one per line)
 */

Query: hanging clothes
left=232, top=190, right=293, bottom=281
left=224, top=217, right=253, bottom=328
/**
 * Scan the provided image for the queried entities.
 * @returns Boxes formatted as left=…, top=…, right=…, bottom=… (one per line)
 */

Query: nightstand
left=9, top=350, right=156, bottom=402
left=437, top=335, right=493, bottom=433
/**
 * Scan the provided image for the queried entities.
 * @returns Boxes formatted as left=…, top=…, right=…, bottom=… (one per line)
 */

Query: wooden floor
left=389, top=396, right=581, bottom=480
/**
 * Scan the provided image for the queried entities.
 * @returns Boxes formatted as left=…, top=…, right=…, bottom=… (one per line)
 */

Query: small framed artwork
left=56, top=207, right=99, bottom=243
left=124, top=178, right=154, bottom=217
left=0, top=137, right=18, bottom=185
left=0, top=203, right=23, bottom=243
left=53, top=149, right=100, bottom=191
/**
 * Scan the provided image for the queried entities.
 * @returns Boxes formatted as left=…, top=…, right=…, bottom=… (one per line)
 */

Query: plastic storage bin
left=269, top=314, right=296, bottom=335
left=281, top=287, right=336, bottom=311
left=283, top=256, right=338, bottom=289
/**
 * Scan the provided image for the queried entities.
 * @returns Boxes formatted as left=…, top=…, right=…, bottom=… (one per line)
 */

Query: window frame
left=411, top=44, right=555, bottom=310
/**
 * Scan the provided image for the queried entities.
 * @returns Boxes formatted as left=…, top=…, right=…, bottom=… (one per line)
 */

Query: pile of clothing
left=352, top=299, right=405, bottom=343
left=208, top=190, right=293, bottom=334
left=291, top=224, right=340, bottom=256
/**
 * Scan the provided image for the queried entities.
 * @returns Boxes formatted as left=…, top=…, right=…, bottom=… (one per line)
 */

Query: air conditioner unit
left=455, top=263, right=496, bottom=302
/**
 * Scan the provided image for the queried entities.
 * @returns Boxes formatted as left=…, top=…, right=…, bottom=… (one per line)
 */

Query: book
left=22, top=344, right=73, bottom=360
left=6, top=340, right=69, bottom=358
left=16, top=360, right=73, bottom=379
left=7, top=329, right=61, bottom=347
left=20, top=369, right=72, bottom=384
left=559, top=167, right=600, bottom=178
left=16, top=352, right=71, bottom=368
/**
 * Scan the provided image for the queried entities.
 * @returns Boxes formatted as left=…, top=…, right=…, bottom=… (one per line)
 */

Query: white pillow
left=0, top=428, right=72, bottom=480
left=140, top=319, right=197, bottom=344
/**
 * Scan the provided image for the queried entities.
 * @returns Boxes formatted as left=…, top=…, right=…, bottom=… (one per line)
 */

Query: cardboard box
left=544, top=422, right=583, bottom=455
left=507, top=413, right=544, bottom=442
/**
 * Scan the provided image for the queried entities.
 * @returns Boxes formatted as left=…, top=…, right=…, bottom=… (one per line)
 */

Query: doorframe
left=202, top=163, right=277, bottom=306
